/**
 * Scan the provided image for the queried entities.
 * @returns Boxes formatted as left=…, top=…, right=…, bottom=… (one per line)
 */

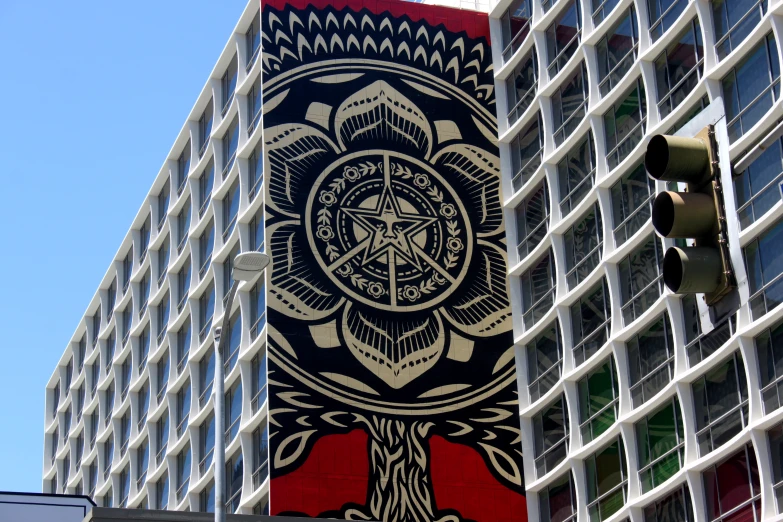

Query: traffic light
left=644, top=125, right=735, bottom=306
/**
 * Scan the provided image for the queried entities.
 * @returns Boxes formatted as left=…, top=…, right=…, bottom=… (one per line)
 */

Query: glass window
left=564, top=203, right=603, bottom=289
left=534, top=395, right=569, bottom=477
left=768, top=423, right=783, bottom=512
left=693, top=351, right=749, bottom=456
left=200, top=480, right=215, bottom=513
left=506, top=48, right=538, bottom=126
left=546, top=0, right=582, bottom=78
left=527, top=321, right=563, bottom=403
left=222, top=117, right=239, bottom=177
left=539, top=472, right=577, bottom=522
left=703, top=444, right=761, bottom=522
left=515, top=180, right=549, bottom=261
left=585, top=437, right=628, bottom=522
left=138, top=325, right=150, bottom=371
left=552, top=62, right=588, bottom=146
left=199, top=284, right=215, bottom=344
left=121, top=358, right=131, bottom=400
left=199, top=160, right=214, bottom=218
left=714, top=0, right=768, bottom=60
left=648, top=0, right=687, bottom=42
left=611, top=162, right=654, bottom=246
left=511, top=112, right=544, bottom=192
left=655, top=19, right=704, bottom=120
left=222, top=179, right=240, bottom=240
left=251, top=354, right=267, bottom=413
left=177, top=318, right=191, bottom=373
left=177, top=141, right=191, bottom=195
left=178, top=257, right=191, bottom=313
left=123, top=252, right=133, bottom=295
left=248, top=76, right=263, bottom=135
left=667, top=95, right=710, bottom=134
left=225, top=378, right=242, bottom=444
left=156, top=411, right=169, bottom=466
left=571, top=278, right=611, bottom=366
left=246, top=16, right=260, bottom=70
left=106, top=332, right=116, bottom=374
left=177, top=198, right=191, bottom=254
left=199, top=219, right=215, bottom=279
left=104, top=433, right=114, bottom=477
left=636, top=397, right=685, bottom=493
left=107, top=281, right=116, bottom=321
left=105, top=383, right=114, bottom=425
left=199, top=347, right=215, bottom=410
left=199, top=100, right=213, bottom=158
left=756, top=319, right=783, bottom=414
left=604, top=78, right=647, bottom=170
left=252, top=425, right=269, bottom=489
left=93, top=308, right=102, bottom=347
left=578, top=357, right=619, bottom=443
left=158, top=179, right=170, bottom=230
left=157, top=350, right=169, bottom=405
left=745, top=216, right=783, bottom=319
left=138, top=382, right=149, bottom=429
left=157, top=291, right=169, bottom=342
left=249, top=141, right=263, bottom=200
left=500, top=0, right=532, bottom=62
left=199, top=413, right=215, bottom=475
left=558, top=132, right=595, bottom=217
left=250, top=281, right=266, bottom=341
left=619, top=236, right=664, bottom=325
left=158, top=236, right=169, bottom=285
left=176, top=442, right=191, bottom=502
left=137, top=438, right=149, bottom=488
left=176, top=379, right=191, bottom=438
left=221, top=57, right=237, bottom=114
left=103, top=486, right=113, bottom=508
left=643, top=483, right=694, bottom=522
left=139, top=271, right=150, bottom=316
left=226, top=451, right=243, bottom=513
left=224, top=313, right=242, bottom=375
left=628, top=314, right=674, bottom=408
left=250, top=206, right=265, bottom=252
left=735, top=136, right=783, bottom=229
left=119, top=467, right=130, bottom=506
left=520, top=249, right=556, bottom=329
left=723, top=33, right=780, bottom=143
left=596, top=7, right=639, bottom=97
left=682, top=295, right=735, bottom=365
left=156, top=471, right=169, bottom=510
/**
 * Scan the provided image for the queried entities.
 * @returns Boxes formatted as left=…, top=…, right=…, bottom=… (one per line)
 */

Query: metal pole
left=214, top=281, right=238, bottom=522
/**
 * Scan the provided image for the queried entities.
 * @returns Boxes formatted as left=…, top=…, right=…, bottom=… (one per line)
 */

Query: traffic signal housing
left=645, top=125, right=735, bottom=306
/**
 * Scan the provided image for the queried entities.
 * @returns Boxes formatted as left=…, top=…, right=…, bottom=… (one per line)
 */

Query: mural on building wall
left=261, top=0, right=525, bottom=520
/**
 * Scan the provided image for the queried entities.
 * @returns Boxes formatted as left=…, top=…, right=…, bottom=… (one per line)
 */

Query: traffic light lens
left=645, top=135, right=670, bottom=180
left=663, top=247, right=683, bottom=293
left=652, top=192, right=675, bottom=237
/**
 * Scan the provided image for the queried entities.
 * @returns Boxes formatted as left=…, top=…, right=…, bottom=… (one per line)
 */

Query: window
left=138, top=382, right=149, bottom=430
left=158, top=180, right=170, bottom=231
left=225, top=451, right=243, bottom=513
left=251, top=354, right=267, bottom=413
left=735, top=136, right=783, bottom=229
left=714, top=0, right=768, bottom=60
left=88, top=462, right=98, bottom=497
left=252, top=425, right=269, bottom=489
left=93, top=308, right=102, bottom=348
left=636, top=397, right=685, bottom=493
left=51, top=428, right=58, bottom=464
left=90, top=413, right=99, bottom=448
left=119, top=467, right=130, bottom=507
left=199, top=160, right=214, bottom=218
left=52, top=384, right=60, bottom=418
left=157, top=350, right=169, bottom=405
left=157, top=292, right=169, bottom=344
left=222, top=179, right=239, bottom=240
left=120, top=413, right=131, bottom=455
left=63, top=407, right=71, bottom=437
left=76, top=433, right=84, bottom=467
left=75, top=386, right=85, bottom=422
left=693, top=351, right=749, bottom=456
left=667, top=95, right=710, bottom=134
left=520, top=250, right=556, bottom=329
left=592, top=0, right=621, bottom=26
left=250, top=207, right=265, bottom=252
left=199, top=413, right=215, bottom=475
left=506, top=48, right=537, bottom=126
left=643, top=484, right=694, bottom=522
left=510, top=112, right=544, bottom=192
left=546, top=0, right=581, bottom=78
left=123, top=251, right=133, bottom=295
left=177, top=199, right=191, bottom=254
left=683, top=295, right=735, bottom=367
left=139, top=217, right=150, bottom=261
left=619, top=236, right=664, bottom=325
left=655, top=19, right=704, bottom=120
left=176, top=379, right=191, bottom=438
left=767, top=423, right=783, bottom=512
left=224, top=313, right=242, bottom=375
left=564, top=203, right=603, bottom=289
left=253, top=501, right=270, bottom=515
left=499, top=0, right=531, bottom=62
left=178, top=258, right=191, bottom=313
left=246, top=16, right=260, bottom=70
left=745, top=216, right=783, bottom=319
left=122, top=308, right=133, bottom=346
left=611, top=162, right=655, bottom=246
left=77, top=336, right=86, bottom=374
left=139, top=272, right=150, bottom=317
left=225, top=378, right=242, bottom=444
left=177, top=318, right=191, bottom=374
left=158, top=237, right=170, bottom=286
left=648, top=0, right=687, bottom=42
left=703, top=444, right=761, bottom=522
left=585, top=437, right=628, bottom=522
left=596, top=7, right=639, bottom=97
left=106, top=333, right=116, bottom=375
left=199, top=220, right=215, bottom=279
left=526, top=322, right=562, bottom=403
left=177, top=141, right=191, bottom=195
left=137, top=438, right=149, bottom=489
left=222, top=117, right=239, bottom=178
left=199, top=350, right=215, bottom=409
left=104, top=433, right=114, bottom=479
left=223, top=245, right=235, bottom=301
left=156, top=411, right=169, bottom=466
left=200, top=480, right=215, bottom=512
left=103, top=486, right=113, bottom=508
left=91, top=360, right=100, bottom=398
left=156, top=471, right=169, bottom=510
left=121, top=358, right=131, bottom=400
left=107, top=281, right=116, bottom=321
left=248, top=141, right=263, bottom=200
left=176, top=443, right=191, bottom=502
left=723, top=33, right=780, bottom=143
left=571, top=278, right=611, bottom=366
left=250, top=280, right=266, bottom=341
left=558, top=132, right=595, bottom=217
left=604, top=78, right=647, bottom=170
left=247, top=76, right=262, bottom=134
left=534, top=395, right=569, bottom=478
left=105, top=383, right=114, bottom=427
left=515, top=180, right=549, bottom=261
left=65, top=360, right=73, bottom=391
left=199, top=284, right=215, bottom=343
left=539, top=472, right=577, bottom=522
left=578, top=357, right=619, bottom=443
left=221, top=57, right=237, bottom=115
left=628, top=314, right=674, bottom=408
left=199, top=100, right=213, bottom=158
left=63, top=454, right=70, bottom=489
left=552, top=62, right=588, bottom=146
left=756, top=320, right=783, bottom=413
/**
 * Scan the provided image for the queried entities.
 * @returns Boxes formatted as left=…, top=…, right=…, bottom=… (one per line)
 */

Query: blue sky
left=0, top=0, right=248, bottom=492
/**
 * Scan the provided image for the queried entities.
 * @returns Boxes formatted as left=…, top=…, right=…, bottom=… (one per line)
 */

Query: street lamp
left=213, top=252, right=269, bottom=522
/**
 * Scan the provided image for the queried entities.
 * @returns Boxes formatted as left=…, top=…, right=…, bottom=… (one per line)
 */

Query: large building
left=43, top=0, right=783, bottom=521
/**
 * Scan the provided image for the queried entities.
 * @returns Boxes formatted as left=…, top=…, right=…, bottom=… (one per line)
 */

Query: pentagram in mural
left=308, top=151, right=471, bottom=311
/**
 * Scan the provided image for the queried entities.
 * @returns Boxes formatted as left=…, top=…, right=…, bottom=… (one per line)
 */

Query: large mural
left=261, top=0, right=525, bottom=520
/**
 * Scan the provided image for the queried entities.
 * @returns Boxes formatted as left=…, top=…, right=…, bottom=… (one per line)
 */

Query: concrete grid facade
left=489, top=0, right=783, bottom=521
